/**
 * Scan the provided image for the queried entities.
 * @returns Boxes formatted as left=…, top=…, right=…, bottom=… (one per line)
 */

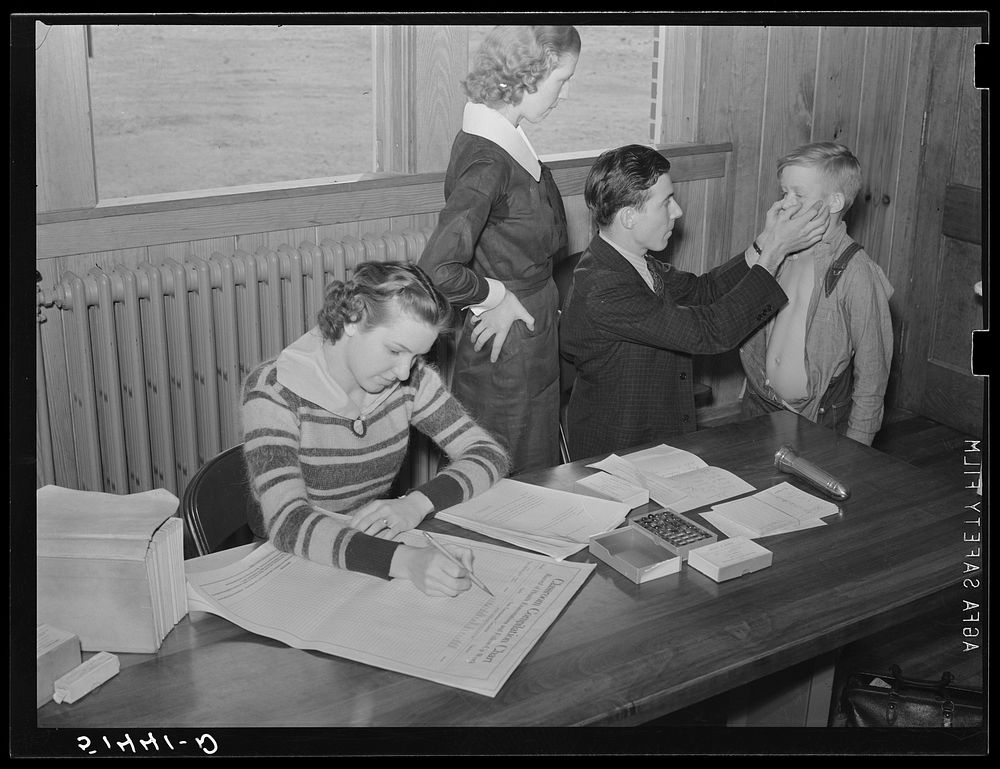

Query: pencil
left=422, top=531, right=494, bottom=597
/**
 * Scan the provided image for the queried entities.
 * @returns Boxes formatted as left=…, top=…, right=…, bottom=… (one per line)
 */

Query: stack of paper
left=36, top=485, right=188, bottom=653
left=434, top=479, right=629, bottom=560
left=588, top=444, right=756, bottom=513
left=185, top=531, right=595, bottom=698
left=700, top=481, right=841, bottom=539
left=574, top=471, right=649, bottom=509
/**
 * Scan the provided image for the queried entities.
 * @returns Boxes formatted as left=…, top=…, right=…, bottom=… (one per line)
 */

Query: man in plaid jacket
left=559, top=144, right=829, bottom=460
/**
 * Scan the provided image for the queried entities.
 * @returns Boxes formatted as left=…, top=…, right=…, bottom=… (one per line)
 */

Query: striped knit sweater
left=241, top=341, right=509, bottom=580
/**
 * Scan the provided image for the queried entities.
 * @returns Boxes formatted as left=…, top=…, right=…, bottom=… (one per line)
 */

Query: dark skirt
left=451, top=280, right=560, bottom=475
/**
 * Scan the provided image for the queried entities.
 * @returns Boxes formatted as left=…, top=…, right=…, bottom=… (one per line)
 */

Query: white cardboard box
left=589, top=527, right=681, bottom=584
left=37, top=624, right=81, bottom=708
left=687, top=537, right=772, bottom=582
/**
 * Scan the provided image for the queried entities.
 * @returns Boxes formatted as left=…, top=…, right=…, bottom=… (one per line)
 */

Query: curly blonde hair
left=463, top=25, right=581, bottom=107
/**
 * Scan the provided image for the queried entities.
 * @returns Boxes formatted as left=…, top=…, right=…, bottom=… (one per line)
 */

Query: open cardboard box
left=589, top=527, right=681, bottom=584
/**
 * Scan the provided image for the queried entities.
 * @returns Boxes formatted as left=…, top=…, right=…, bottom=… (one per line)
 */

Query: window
left=87, top=24, right=653, bottom=200
left=88, top=24, right=373, bottom=199
left=468, top=25, right=654, bottom=157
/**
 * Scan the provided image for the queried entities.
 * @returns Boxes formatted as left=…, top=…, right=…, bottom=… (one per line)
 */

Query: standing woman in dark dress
left=418, top=25, right=580, bottom=474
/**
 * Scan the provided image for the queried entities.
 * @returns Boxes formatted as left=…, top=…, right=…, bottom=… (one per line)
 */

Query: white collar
left=599, top=232, right=656, bottom=291
left=276, top=327, right=398, bottom=417
left=462, top=102, right=541, bottom=181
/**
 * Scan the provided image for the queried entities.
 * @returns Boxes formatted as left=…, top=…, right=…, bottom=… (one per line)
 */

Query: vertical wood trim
left=811, top=26, right=867, bottom=147
left=755, top=27, right=819, bottom=232
left=374, top=25, right=467, bottom=175
left=649, top=27, right=667, bottom=145
left=896, top=27, right=966, bottom=414
left=414, top=26, right=468, bottom=173
left=373, top=26, right=413, bottom=174
left=877, top=28, right=935, bottom=417
left=849, top=27, right=911, bottom=273
left=35, top=23, right=98, bottom=213
left=698, top=26, right=769, bottom=258
left=951, top=27, right=983, bottom=189
left=659, top=26, right=702, bottom=144
left=666, top=179, right=706, bottom=274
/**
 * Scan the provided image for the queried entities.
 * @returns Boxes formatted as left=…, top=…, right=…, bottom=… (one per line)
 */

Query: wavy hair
left=317, top=261, right=453, bottom=343
left=585, top=144, right=672, bottom=230
left=777, top=141, right=864, bottom=211
left=463, top=25, right=581, bottom=107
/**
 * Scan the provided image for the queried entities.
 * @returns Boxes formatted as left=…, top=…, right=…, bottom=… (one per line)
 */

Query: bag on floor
left=841, top=665, right=983, bottom=727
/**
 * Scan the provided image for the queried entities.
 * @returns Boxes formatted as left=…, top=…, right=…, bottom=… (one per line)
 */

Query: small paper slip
left=647, top=466, right=755, bottom=512
left=585, top=454, right=646, bottom=488
left=707, top=482, right=839, bottom=538
left=435, top=479, right=628, bottom=559
left=588, top=447, right=755, bottom=515
left=621, top=444, right=708, bottom=477
left=700, top=509, right=826, bottom=540
left=575, top=471, right=649, bottom=509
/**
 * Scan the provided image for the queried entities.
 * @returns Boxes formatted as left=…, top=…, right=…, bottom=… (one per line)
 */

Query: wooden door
left=900, top=27, right=984, bottom=438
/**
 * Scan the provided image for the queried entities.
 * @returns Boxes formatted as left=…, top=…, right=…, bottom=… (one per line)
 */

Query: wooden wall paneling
left=62, top=247, right=145, bottom=276
left=562, top=195, right=593, bottom=257
left=921, top=364, right=984, bottom=438
left=755, top=27, right=820, bottom=230
left=951, top=28, right=983, bottom=190
left=413, top=26, right=468, bottom=174
left=35, top=23, right=97, bottom=213
left=374, top=25, right=467, bottom=175
left=927, top=238, right=982, bottom=373
left=848, top=27, right=911, bottom=275
left=147, top=241, right=198, bottom=265
left=810, top=26, right=867, bottom=147
left=36, top=153, right=728, bottom=261
left=874, top=28, right=935, bottom=417
left=942, top=184, right=983, bottom=245
left=697, top=26, right=769, bottom=262
left=658, top=26, right=702, bottom=144
left=412, top=212, right=440, bottom=233
left=185, top=236, right=240, bottom=260
left=373, top=25, right=410, bottom=174
left=36, top=258, right=79, bottom=489
left=896, top=27, right=966, bottom=415
left=695, top=163, right=742, bottom=413
left=664, top=179, right=707, bottom=275
left=36, top=179, right=449, bottom=260
left=703, top=166, right=734, bottom=270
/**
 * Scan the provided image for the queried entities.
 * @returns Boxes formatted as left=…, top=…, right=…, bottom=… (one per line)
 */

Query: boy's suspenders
left=824, top=241, right=863, bottom=297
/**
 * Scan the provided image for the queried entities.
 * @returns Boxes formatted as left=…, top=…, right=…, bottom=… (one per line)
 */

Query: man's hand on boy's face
left=758, top=199, right=830, bottom=269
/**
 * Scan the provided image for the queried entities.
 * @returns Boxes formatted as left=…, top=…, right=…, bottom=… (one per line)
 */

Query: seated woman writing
left=241, top=261, right=510, bottom=597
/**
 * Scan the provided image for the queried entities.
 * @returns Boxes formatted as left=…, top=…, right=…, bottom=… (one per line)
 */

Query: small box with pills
left=589, top=526, right=681, bottom=584
left=629, top=508, right=718, bottom=560
left=686, top=537, right=773, bottom=583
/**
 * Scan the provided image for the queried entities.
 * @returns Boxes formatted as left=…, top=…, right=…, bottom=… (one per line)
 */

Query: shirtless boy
left=739, top=142, right=894, bottom=445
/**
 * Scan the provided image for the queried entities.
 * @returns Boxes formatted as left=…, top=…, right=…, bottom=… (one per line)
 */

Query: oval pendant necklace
left=351, top=417, right=367, bottom=438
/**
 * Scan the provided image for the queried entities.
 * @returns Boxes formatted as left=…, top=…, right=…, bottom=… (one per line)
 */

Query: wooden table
left=36, top=412, right=980, bottom=736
